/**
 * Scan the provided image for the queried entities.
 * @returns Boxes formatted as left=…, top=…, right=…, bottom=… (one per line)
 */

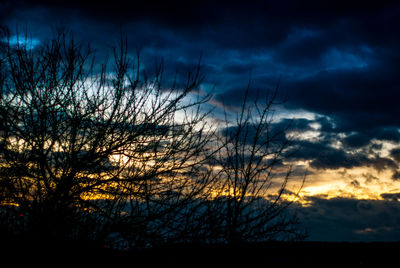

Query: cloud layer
left=296, top=195, right=400, bottom=241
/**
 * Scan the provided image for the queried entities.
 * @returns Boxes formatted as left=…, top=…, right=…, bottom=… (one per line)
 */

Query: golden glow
left=298, top=164, right=400, bottom=204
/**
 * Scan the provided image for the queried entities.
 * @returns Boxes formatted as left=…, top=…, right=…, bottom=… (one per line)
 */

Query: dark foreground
left=2, top=238, right=400, bottom=266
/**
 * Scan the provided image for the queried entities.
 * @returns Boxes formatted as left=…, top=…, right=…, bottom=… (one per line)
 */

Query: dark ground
left=2, top=238, right=400, bottom=266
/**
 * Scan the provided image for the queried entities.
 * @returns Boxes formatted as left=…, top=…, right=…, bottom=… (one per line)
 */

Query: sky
left=2, top=0, right=400, bottom=242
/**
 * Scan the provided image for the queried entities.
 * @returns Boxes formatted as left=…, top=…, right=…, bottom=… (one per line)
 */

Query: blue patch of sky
left=2, top=35, right=41, bottom=50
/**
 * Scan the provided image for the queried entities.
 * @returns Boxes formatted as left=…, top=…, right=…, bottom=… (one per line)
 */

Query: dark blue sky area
left=2, top=0, right=400, bottom=242
left=3, top=1, right=399, bottom=131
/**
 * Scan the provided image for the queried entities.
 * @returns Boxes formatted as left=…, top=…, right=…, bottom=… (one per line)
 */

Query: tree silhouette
left=0, top=29, right=213, bottom=244
left=192, top=84, right=306, bottom=244
left=227, top=88, right=304, bottom=242
left=0, top=28, right=305, bottom=249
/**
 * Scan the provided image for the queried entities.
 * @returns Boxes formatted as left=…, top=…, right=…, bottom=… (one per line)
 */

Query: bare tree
left=0, top=28, right=305, bottom=249
left=0, top=28, right=214, bottom=244
left=204, top=83, right=306, bottom=244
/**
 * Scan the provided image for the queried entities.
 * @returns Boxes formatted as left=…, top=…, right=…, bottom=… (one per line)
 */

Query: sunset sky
left=2, top=0, right=400, bottom=241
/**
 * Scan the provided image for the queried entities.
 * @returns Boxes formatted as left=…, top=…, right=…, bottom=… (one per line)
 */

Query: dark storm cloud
left=219, top=114, right=399, bottom=172
left=287, top=140, right=370, bottom=170
left=3, top=0, right=400, bottom=173
left=0, top=0, right=220, bottom=25
left=390, top=148, right=400, bottom=162
left=283, top=65, right=400, bottom=132
left=296, top=196, right=400, bottom=241
left=215, top=115, right=397, bottom=175
left=342, top=132, right=371, bottom=148
left=279, top=117, right=399, bottom=172
left=220, top=117, right=316, bottom=148
left=274, top=118, right=314, bottom=132
left=343, top=128, right=400, bottom=149
left=381, top=192, right=400, bottom=201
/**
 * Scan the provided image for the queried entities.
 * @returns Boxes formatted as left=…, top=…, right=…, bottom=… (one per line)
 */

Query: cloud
left=286, top=139, right=367, bottom=170
left=390, top=148, right=400, bottom=162
left=296, top=196, right=400, bottom=241
left=3, top=0, right=400, bottom=176
left=391, top=171, right=400, bottom=181
left=210, top=114, right=396, bottom=174
left=380, top=192, right=400, bottom=201
left=342, top=133, right=371, bottom=148
left=363, top=173, right=380, bottom=184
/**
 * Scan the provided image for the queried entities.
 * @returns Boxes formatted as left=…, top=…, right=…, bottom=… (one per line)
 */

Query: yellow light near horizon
left=298, top=164, right=400, bottom=203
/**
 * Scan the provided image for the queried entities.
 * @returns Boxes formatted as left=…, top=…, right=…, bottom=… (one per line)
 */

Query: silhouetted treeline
left=0, top=28, right=305, bottom=249
left=3, top=238, right=400, bottom=266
